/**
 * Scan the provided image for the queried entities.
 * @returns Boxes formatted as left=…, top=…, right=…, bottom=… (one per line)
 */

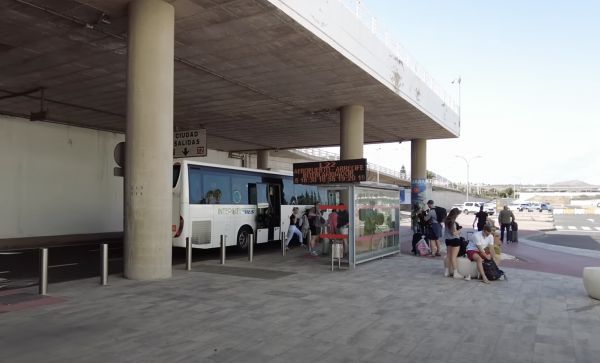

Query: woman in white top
left=466, top=225, right=496, bottom=283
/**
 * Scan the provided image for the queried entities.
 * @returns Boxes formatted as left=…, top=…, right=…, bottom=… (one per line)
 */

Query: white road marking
left=0, top=271, right=10, bottom=274
left=0, top=252, right=23, bottom=255
left=48, top=263, right=79, bottom=268
left=595, top=227, right=600, bottom=231
left=582, top=226, right=592, bottom=231
left=587, top=219, right=595, bottom=223
left=555, top=226, right=564, bottom=230
left=568, top=226, right=577, bottom=230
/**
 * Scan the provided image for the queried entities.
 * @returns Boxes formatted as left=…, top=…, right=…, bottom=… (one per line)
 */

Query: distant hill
left=550, top=180, right=594, bottom=187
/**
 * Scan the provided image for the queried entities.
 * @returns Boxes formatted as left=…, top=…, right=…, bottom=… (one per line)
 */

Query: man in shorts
left=466, top=224, right=497, bottom=283
left=424, top=200, right=442, bottom=256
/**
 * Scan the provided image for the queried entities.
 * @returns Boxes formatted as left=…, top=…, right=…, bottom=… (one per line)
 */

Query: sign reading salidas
left=174, top=129, right=207, bottom=158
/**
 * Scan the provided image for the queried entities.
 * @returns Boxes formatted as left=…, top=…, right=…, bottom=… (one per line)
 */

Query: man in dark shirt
left=473, top=205, right=488, bottom=231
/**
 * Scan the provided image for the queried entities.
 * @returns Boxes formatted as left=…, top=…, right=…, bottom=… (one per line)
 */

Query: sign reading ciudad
left=173, top=129, right=207, bottom=158
left=293, top=159, right=367, bottom=184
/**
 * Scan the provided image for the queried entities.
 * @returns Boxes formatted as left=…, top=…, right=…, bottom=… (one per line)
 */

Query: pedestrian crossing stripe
left=555, top=225, right=600, bottom=232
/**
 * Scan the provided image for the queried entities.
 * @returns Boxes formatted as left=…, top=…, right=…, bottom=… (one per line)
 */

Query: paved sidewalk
left=1, top=247, right=599, bottom=363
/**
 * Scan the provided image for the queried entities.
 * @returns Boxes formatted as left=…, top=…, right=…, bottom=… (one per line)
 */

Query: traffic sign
left=174, top=129, right=207, bottom=158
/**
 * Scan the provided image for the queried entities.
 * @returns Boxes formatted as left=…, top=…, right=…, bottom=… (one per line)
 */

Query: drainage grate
left=0, top=292, right=44, bottom=305
left=191, top=265, right=295, bottom=280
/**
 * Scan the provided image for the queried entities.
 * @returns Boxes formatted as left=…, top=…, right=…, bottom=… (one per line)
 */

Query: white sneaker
left=444, top=268, right=450, bottom=277
left=499, top=275, right=505, bottom=281
left=464, top=275, right=471, bottom=281
left=453, top=271, right=464, bottom=279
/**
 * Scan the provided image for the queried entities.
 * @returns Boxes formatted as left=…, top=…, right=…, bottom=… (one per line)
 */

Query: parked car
left=459, top=202, right=494, bottom=215
left=538, top=203, right=553, bottom=212
left=517, top=203, right=533, bottom=212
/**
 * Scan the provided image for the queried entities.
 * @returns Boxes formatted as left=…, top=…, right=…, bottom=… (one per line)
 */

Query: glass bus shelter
left=318, top=183, right=401, bottom=267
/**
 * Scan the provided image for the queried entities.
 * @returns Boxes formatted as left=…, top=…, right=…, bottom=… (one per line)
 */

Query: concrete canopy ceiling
left=0, top=0, right=457, bottom=152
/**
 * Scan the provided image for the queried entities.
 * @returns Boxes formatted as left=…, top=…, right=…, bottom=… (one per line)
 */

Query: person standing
left=473, top=205, right=488, bottom=231
left=444, top=208, right=465, bottom=279
left=308, top=202, right=323, bottom=256
left=498, top=206, right=515, bottom=244
left=284, top=207, right=303, bottom=249
left=424, top=200, right=442, bottom=256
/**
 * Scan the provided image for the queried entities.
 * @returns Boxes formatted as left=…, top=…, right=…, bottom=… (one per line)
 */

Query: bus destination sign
left=293, top=159, right=367, bottom=185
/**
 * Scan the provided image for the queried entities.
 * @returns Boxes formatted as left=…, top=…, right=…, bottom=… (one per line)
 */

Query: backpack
left=482, top=259, right=506, bottom=281
left=457, top=237, right=468, bottom=257
left=434, top=206, right=447, bottom=223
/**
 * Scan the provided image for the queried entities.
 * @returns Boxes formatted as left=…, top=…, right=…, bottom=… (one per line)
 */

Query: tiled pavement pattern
left=1, top=248, right=599, bottom=363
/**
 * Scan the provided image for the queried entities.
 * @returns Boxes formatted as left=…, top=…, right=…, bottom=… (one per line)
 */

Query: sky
left=326, top=0, right=600, bottom=186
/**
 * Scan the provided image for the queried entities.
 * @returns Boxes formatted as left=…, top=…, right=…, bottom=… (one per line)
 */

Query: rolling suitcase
left=511, top=222, right=519, bottom=243
left=507, top=230, right=513, bottom=243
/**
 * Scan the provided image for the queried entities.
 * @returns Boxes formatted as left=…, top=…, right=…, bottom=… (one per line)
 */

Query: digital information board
left=293, top=159, right=367, bottom=185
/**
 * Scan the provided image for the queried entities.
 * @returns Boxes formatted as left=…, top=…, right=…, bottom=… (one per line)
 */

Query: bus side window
left=202, top=172, right=231, bottom=204
left=188, top=166, right=203, bottom=204
left=282, top=178, right=294, bottom=205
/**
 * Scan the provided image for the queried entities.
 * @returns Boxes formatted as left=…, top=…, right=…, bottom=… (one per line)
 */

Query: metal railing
left=338, top=0, right=459, bottom=113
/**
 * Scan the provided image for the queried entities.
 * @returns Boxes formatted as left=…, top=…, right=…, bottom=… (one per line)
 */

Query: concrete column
left=340, top=105, right=364, bottom=159
left=411, top=139, right=426, bottom=180
left=411, top=139, right=428, bottom=208
left=257, top=150, right=269, bottom=170
left=124, top=0, right=174, bottom=280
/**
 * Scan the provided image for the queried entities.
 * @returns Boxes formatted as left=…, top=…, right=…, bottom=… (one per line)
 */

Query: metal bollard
left=39, top=248, right=48, bottom=295
left=101, top=243, right=108, bottom=285
left=220, top=235, right=226, bottom=265
left=186, top=237, right=192, bottom=271
left=281, top=231, right=286, bottom=256
left=248, top=234, right=254, bottom=262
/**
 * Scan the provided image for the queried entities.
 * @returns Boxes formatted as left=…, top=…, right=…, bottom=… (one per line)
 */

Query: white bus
left=172, top=160, right=324, bottom=250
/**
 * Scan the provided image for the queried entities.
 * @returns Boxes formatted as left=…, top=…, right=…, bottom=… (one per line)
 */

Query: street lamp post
left=455, top=155, right=481, bottom=202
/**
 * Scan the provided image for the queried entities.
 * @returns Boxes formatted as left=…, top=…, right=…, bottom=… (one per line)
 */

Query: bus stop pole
left=248, top=234, right=254, bottom=262
left=281, top=231, right=286, bottom=256
left=101, top=243, right=108, bottom=285
left=39, top=248, right=48, bottom=295
left=220, top=235, right=226, bottom=265
left=186, top=237, right=192, bottom=271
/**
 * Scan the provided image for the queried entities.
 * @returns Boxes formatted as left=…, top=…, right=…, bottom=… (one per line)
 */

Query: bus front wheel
left=237, top=226, right=253, bottom=251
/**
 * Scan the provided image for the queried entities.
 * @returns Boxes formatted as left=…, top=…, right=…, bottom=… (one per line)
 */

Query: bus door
left=268, top=184, right=281, bottom=241
left=249, top=182, right=282, bottom=243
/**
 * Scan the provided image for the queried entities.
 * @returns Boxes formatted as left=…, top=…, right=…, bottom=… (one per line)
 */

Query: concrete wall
left=0, top=115, right=124, bottom=239
left=0, top=116, right=313, bottom=240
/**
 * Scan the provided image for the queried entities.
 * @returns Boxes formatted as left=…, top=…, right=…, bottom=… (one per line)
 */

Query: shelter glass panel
left=354, top=186, right=400, bottom=263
